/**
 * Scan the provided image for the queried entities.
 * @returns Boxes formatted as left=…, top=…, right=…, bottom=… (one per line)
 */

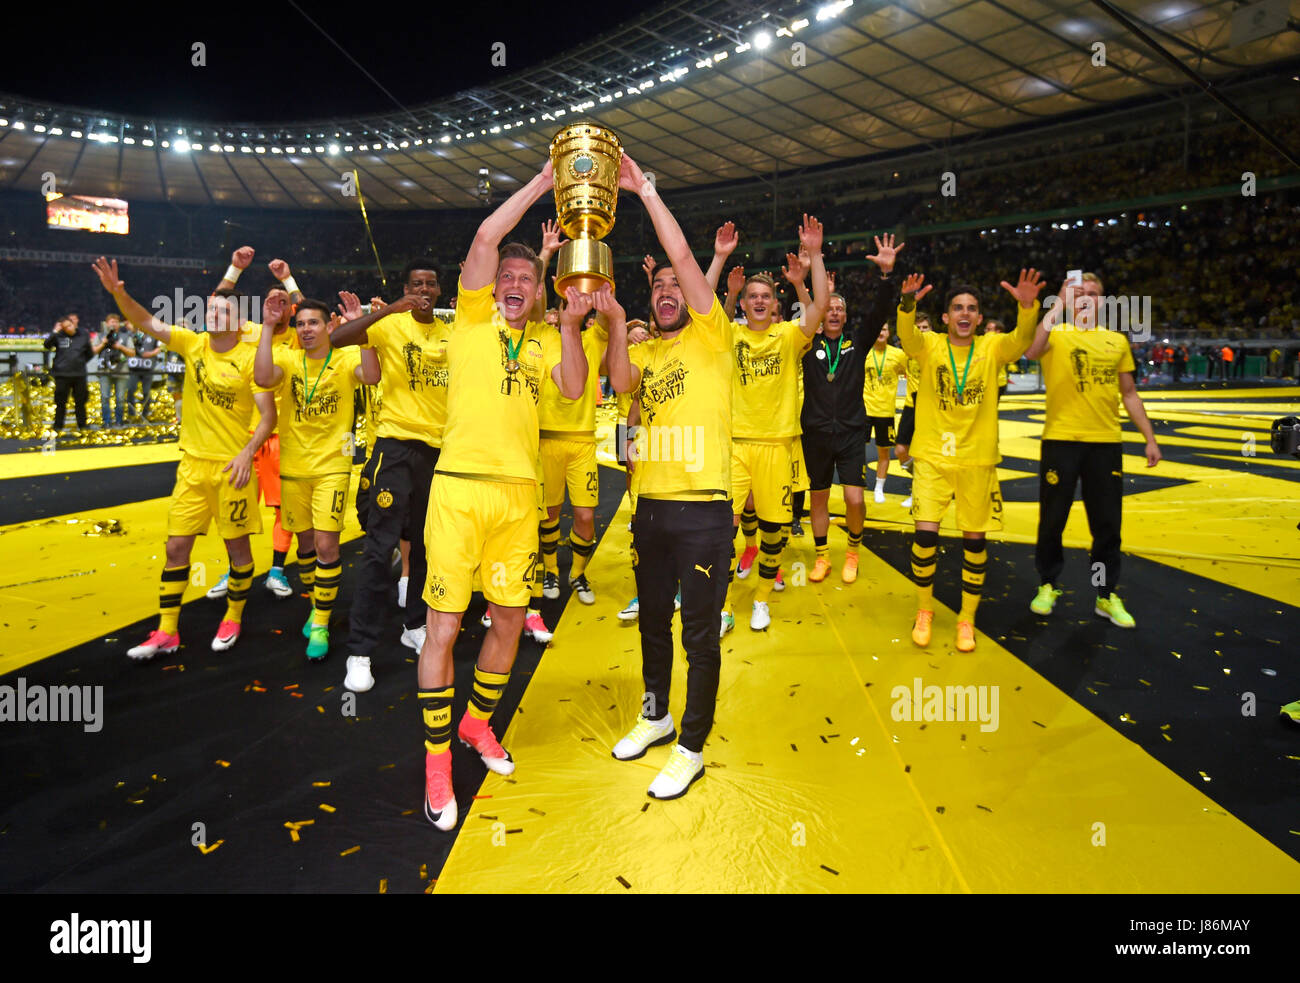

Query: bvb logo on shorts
left=427, top=575, right=447, bottom=600
left=376, top=490, right=393, bottom=509
left=1045, top=469, right=1060, bottom=486
left=359, top=476, right=370, bottom=491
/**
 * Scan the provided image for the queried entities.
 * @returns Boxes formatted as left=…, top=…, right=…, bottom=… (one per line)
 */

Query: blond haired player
left=92, top=257, right=276, bottom=657
left=1024, top=272, right=1161, bottom=627
left=707, top=219, right=826, bottom=633
left=896, top=270, right=1045, bottom=653
left=418, top=161, right=587, bottom=831
left=253, top=295, right=380, bottom=661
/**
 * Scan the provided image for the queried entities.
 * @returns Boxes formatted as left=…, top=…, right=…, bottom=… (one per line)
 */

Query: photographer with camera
left=93, top=313, right=131, bottom=428
left=121, top=324, right=160, bottom=422
left=44, top=314, right=93, bottom=434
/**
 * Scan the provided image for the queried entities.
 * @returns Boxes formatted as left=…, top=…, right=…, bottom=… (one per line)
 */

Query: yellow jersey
left=629, top=297, right=732, bottom=500
left=539, top=322, right=608, bottom=440
left=366, top=311, right=452, bottom=446
left=897, top=302, right=1039, bottom=466
left=904, top=354, right=922, bottom=408
left=1040, top=324, right=1136, bottom=442
left=240, top=320, right=300, bottom=351
left=730, top=319, right=810, bottom=440
left=167, top=327, right=273, bottom=461
left=437, top=279, right=560, bottom=484
left=271, top=346, right=364, bottom=476
left=861, top=344, right=909, bottom=417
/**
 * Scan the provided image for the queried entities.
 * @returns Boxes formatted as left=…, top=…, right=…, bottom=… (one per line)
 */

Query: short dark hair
left=401, top=259, right=441, bottom=285
left=944, top=284, right=980, bottom=311
left=295, top=298, right=331, bottom=323
left=212, top=286, right=240, bottom=300
left=498, top=242, right=543, bottom=281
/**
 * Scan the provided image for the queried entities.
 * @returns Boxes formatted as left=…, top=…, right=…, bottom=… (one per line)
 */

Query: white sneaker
left=480, top=613, right=492, bottom=628
left=400, top=625, right=426, bottom=652
left=617, top=596, right=640, bottom=622
left=750, top=600, right=771, bottom=631
left=612, top=712, right=676, bottom=761
left=874, top=485, right=886, bottom=504
left=647, top=744, right=705, bottom=800
left=570, top=574, right=595, bottom=605
left=205, top=572, right=229, bottom=600
left=901, top=496, right=912, bottom=508
left=397, top=576, right=408, bottom=609
left=720, top=611, right=735, bottom=638
left=344, top=655, right=374, bottom=693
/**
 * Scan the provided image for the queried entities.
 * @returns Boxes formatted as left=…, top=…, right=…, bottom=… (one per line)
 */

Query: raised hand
left=726, top=265, right=746, bottom=296
left=540, top=158, right=554, bottom=186
left=232, top=246, right=254, bottom=270
left=561, top=286, right=592, bottom=330
left=91, top=256, right=125, bottom=296
left=798, top=214, right=824, bottom=255
left=782, top=251, right=807, bottom=286
left=337, top=291, right=364, bottom=320
left=619, top=153, right=650, bottom=195
left=827, top=271, right=837, bottom=293
left=999, top=268, right=1047, bottom=308
left=900, top=273, right=932, bottom=306
left=540, top=219, right=567, bottom=258
left=642, top=254, right=657, bottom=286
left=369, top=295, right=386, bottom=311
left=262, top=292, right=287, bottom=327
left=268, top=258, right=291, bottom=280
left=626, top=319, right=651, bottom=344
left=591, top=283, right=626, bottom=325
left=714, top=221, right=739, bottom=257
left=388, top=294, right=431, bottom=315
left=867, top=233, right=904, bottom=275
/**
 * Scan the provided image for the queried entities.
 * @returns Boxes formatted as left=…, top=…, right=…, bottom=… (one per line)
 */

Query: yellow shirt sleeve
left=995, top=302, right=1042, bottom=364
left=453, top=279, right=496, bottom=332
left=166, top=326, right=202, bottom=358
left=895, top=305, right=926, bottom=359
left=689, top=296, right=733, bottom=353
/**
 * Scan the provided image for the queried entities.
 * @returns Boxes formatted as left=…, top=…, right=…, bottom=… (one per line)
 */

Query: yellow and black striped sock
left=418, top=687, right=454, bottom=754
left=740, top=508, right=758, bottom=548
left=539, top=519, right=561, bottom=577
left=298, top=550, right=317, bottom=590
left=911, top=530, right=938, bottom=608
left=312, top=559, right=341, bottom=627
left=569, top=532, right=595, bottom=578
left=466, top=666, right=510, bottom=722
left=755, top=522, right=785, bottom=603
left=223, top=562, right=255, bottom=623
left=814, top=535, right=829, bottom=563
left=846, top=529, right=863, bottom=557
left=959, top=538, right=987, bottom=623
left=158, top=565, right=189, bottom=634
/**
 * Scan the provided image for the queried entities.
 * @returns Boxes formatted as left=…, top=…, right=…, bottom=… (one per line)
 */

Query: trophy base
left=554, top=240, right=614, bottom=297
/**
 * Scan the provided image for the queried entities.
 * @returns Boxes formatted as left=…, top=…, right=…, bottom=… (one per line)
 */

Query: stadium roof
left=1, top=0, right=1297, bottom=210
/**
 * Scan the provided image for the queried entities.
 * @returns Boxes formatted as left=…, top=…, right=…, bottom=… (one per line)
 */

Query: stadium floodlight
left=33, top=124, right=46, bottom=133
left=240, top=146, right=251, bottom=153
left=161, top=139, right=170, bottom=148
left=255, top=146, right=265, bottom=154
left=735, top=42, right=751, bottom=53
left=817, top=1, right=852, bottom=21
left=271, top=147, right=282, bottom=154
left=754, top=31, right=771, bottom=49
left=142, top=138, right=153, bottom=147
left=714, top=50, right=729, bottom=61
left=330, top=144, right=341, bottom=154
left=440, top=135, right=451, bottom=143
left=12, top=121, right=25, bottom=130
left=224, top=144, right=235, bottom=152
left=0, top=119, right=8, bottom=127
left=792, top=17, right=809, bottom=30
left=210, top=143, right=221, bottom=152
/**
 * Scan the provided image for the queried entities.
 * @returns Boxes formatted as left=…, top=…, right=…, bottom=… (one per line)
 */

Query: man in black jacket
left=800, top=236, right=902, bottom=584
left=44, top=315, right=92, bottom=433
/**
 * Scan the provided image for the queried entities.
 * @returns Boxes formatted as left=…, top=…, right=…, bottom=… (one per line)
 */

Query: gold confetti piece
left=196, top=839, right=224, bottom=854
left=1118, top=713, right=1135, bottom=724
left=151, top=774, right=165, bottom=782
left=1222, top=668, right=1231, bottom=675
left=1198, top=771, right=1211, bottom=782
left=319, top=804, right=336, bottom=813
left=115, top=781, right=125, bottom=788
left=1086, top=687, right=1098, bottom=695
left=215, top=760, right=230, bottom=768
left=1162, top=733, right=1172, bottom=742
left=400, top=810, right=415, bottom=816
left=323, top=686, right=335, bottom=692
left=340, top=845, right=360, bottom=857
left=289, top=829, right=300, bottom=843
left=1193, top=685, right=1210, bottom=691
left=419, top=864, right=428, bottom=880
left=289, top=691, right=303, bottom=698
left=283, top=684, right=299, bottom=690
left=378, top=763, right=395, bottom=771
left=379, top=879, right=388, bottom=894
left=251, top=686, right=267, bottom=693
left=424, top=881, right=436, bottom=894
left=1171, top=651, right=1182, bottom=659
left=312, top=781, right=331, bottom=787
left=128, top=799, right=144, bottom=805
left=1213, top=631, right=1223, bottom=638
left=1160, top=724, right=1171, bottom=730
left=1138, top=679, right=1150, bottom=687
left=316, top=706, right=325, bottom=714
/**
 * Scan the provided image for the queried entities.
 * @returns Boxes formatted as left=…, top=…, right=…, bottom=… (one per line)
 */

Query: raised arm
left=852, top=234, right=903, bottom=346
left=268, top=259, right=304, bottom=305
left=91, top=257, right=173, bottom=345
left=463, top=161, right=555, bottom=291
left=254, top=294, right=289, bottom=389
left=217, top=246, right=255, bottom=293
left=619, top=153, right=714, bottom=314
left=533, top=219, right=567, bottom=322
left=331, top=294, right=424, bottom=349
left=996, top=269, right=1047, bottom=363
left=724, top=265, right=745, bottom=320
left=594, top=285, right=640, bottom=396
left=1024, top=278, right=1071, bottom=361
left=553, top=286, right=591, bottom=400
left=703, top=222, right=738, bottom=294
left=896, top=273, right=934, bottom=358
left=797, top=215, right=829, bottom=337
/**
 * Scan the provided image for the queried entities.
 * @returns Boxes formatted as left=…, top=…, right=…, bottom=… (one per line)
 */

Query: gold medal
left=506, top=358, right=520, bottom=373
left=827, top=371, right=835, bottom=382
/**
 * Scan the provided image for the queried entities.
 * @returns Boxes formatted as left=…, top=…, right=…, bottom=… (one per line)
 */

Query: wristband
left=224, top=264, right=243, bottom=283
left=280, top=276, right=300, bottom=296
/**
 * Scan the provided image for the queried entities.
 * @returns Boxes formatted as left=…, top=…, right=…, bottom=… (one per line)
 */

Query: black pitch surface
left=0, top=465, right=628, bottom=893
left=859, top=530, right=1300, bottom=864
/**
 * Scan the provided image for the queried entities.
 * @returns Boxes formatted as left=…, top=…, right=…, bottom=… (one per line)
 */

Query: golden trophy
left=550, top=123, right=623, bottom=294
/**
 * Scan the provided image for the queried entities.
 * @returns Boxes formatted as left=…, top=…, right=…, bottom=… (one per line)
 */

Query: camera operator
left=44, top=314, right=92, bottom=433
left=93, top=313, right=131, bottom=427
left=121, top=325, right=160, bottom=422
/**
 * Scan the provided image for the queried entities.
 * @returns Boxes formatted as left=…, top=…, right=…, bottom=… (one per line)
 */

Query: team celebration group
left=90, top=150, right=1161, bottom=826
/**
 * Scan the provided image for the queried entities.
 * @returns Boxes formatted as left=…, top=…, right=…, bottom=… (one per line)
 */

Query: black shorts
left=896, top=405, right=916, bottom=447
left=803, top=426, right=867, bottom=490
left=866, top=415, right=896, bottom=447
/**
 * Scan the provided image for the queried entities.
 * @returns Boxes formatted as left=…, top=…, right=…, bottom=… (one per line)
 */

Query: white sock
left=875, top=477, right=885, bottom=490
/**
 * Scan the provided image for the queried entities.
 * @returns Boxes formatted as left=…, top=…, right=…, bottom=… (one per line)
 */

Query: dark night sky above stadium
left=4, top=2, right=666, bottom=121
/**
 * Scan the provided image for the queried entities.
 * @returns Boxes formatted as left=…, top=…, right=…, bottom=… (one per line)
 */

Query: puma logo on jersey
left=694, top=564, right=712, bottom=578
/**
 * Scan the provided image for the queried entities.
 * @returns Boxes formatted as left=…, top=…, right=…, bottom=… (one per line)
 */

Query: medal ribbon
left=946, top=338, right=974, bottom=400
left=303, top=349, right=333, bottom=405
left=505, top=328, right=524, bottom=366
left=821, top=336, right=844, bottom=378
